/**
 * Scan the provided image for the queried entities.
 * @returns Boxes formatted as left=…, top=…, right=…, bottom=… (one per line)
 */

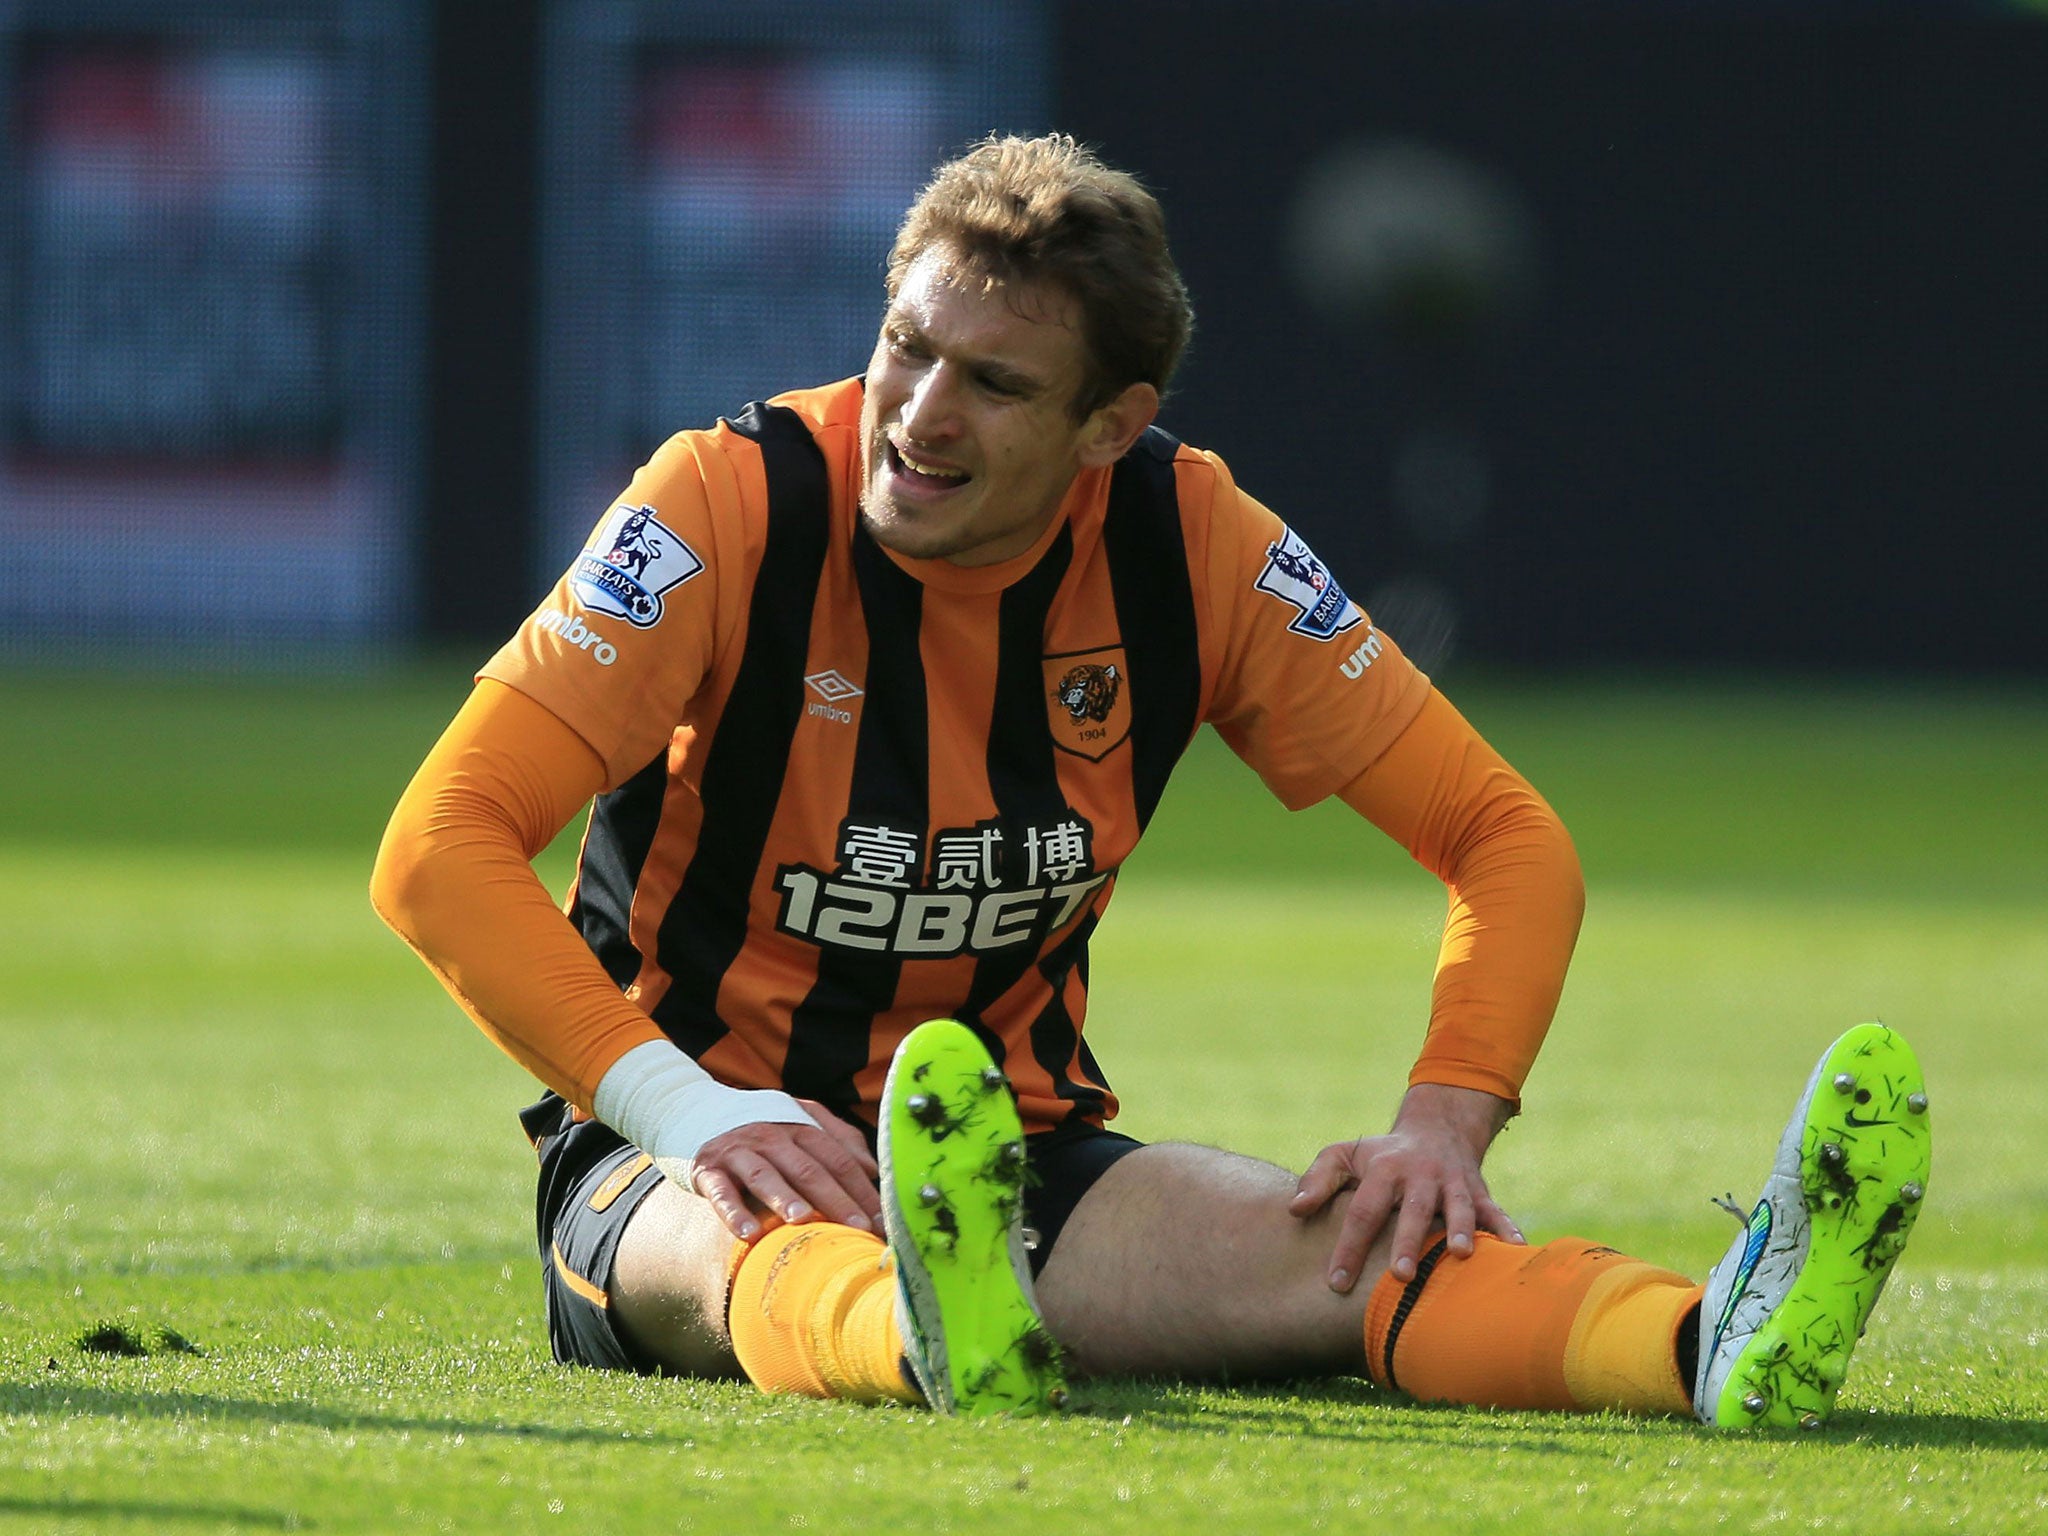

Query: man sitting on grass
left=372, top=133, right=1930, bottom=1425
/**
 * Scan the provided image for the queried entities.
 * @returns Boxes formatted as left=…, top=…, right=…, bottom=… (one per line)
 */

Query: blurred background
left=1, top=0, right=2043, bottom=677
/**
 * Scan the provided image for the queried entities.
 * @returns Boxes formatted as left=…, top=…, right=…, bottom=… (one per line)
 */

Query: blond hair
left=888, top=134, right=1193, bottom=419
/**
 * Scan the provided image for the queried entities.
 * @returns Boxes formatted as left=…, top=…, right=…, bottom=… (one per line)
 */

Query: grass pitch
left=3, top=667, right=2045, bottom=1533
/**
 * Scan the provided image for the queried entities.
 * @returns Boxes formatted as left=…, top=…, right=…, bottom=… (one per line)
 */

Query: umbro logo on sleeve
left=535, top=607, right=618, bottom=665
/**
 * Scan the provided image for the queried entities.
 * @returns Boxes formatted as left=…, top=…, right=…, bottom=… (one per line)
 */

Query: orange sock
left=726, top=1222, right=920, bottom=1405
left=1363, top=1234, right=1701, bottom=1416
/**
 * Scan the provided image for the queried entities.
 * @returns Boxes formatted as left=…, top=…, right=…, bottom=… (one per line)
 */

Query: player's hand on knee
left=1291, top=1132, right=1498, bottom=1294
left=1289, top=1084, right=1522, bottom=1294
left=1288, top=1133, right=1414, bottom=1294
left=678, top=1117, right=882, bottom=1242
left=794, top=1096, right=879, bottom=1177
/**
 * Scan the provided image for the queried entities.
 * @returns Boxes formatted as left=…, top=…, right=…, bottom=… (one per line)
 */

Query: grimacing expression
left=858, top=247, right=1155, bottom=567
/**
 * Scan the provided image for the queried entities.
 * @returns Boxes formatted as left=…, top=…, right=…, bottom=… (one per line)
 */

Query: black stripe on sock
left=782, top=520, right=929, bottom=1116
left=649, top=402, right=830, bottom=1057
left=1100, top=426, right=1201, bottom=832
left=1378, top=1236, right=1453, bottom=1395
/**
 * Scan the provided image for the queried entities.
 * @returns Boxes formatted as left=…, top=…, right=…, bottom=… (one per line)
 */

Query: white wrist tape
left=593, top=1039, right=818, bottom=1166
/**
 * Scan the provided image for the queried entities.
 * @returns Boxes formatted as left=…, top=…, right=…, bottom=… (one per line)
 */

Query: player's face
left=860, top=247, right=1156, bottom=567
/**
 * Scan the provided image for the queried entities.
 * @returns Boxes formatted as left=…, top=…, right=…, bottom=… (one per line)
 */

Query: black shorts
left=519, top=1092, right=1145, bottom=1375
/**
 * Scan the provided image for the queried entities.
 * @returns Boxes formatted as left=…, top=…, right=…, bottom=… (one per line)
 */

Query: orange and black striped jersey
left=479, top=378, right=1434, bottom=1134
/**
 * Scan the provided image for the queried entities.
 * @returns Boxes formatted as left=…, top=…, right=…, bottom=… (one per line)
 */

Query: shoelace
left=1709, top=1192, right=1747, bottom=1222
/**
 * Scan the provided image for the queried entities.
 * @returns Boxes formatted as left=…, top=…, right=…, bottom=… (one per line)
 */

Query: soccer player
left=372, top=134, right=1929, bottom=1424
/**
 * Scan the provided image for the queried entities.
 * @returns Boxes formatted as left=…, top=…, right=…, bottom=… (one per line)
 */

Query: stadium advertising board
left=0, top=0, right=424, bottom=658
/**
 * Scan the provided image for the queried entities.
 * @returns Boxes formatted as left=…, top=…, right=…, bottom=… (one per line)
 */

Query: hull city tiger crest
left=1253, top=525, right=1363, bottom=641
left=572, top=503, right=704, bottom=628
left=1043, top=645, right=1131, bottom=761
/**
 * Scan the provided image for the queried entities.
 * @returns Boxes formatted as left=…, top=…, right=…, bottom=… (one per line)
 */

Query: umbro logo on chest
left=805, top=668, right=863, bottom=725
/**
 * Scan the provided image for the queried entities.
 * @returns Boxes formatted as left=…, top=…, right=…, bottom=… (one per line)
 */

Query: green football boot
left=1695, top=1022, right=1932, bottom=1428
left=880, top=1018, right=1068, bottom=1416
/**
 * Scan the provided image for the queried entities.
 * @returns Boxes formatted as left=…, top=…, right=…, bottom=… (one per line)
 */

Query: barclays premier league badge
left=572, top=504, right=704, bottom=628
left=1253, top=526, right=1363, bottom=641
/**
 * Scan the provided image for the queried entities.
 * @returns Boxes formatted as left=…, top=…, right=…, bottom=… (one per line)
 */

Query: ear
left=1076, top=382, right=1161, bottom=468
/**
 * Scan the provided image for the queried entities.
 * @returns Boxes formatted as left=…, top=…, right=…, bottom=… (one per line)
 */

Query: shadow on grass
left=1826, top=1411, right=2048, bottom=1451
left=2, top=1380, right=666, bottom=1448
left=1070, top=1378, right=1597, bottom=1452
left=15, top=1375, right=2045, bottom=1456
left=0, top=1497, right=298, bottom=1528
left=1072, top=1379, right=2048, bottom=1452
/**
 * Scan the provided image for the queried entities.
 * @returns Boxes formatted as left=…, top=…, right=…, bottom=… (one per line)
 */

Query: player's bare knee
left=608, top=1180, right=743, bottom=1377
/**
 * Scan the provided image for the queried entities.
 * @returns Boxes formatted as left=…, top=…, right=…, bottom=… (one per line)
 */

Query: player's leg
left=525, top=1096, right=728, bottom=1376
left=608, top=1022, right=1145, bottom=1412
left=1035, top=1023, right=1928, bottom=1427
left=892, top=1026, right=1701, bottom=1411
left=1035, top=1141, right=1382, bottom=1379
left=531, top=1095, right=911, bottom=1398
left=1037, top=1140, right=1717, bottom=1412
left=1035, top=1134, right=1700, bottom=1401
left=1364, top=1022, right=1931, bottom=1425
left=608, top=1159, right=919, bottom=1403
left=1358, top=1021, right=1930, bottom=1426
left=537, top=1028, right=1104, bottom=1411
left=605, top=1173, right=744, bottom=1378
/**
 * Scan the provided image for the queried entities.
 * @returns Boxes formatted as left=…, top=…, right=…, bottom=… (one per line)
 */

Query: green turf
left=3, top=669, right=2045, bottom=1533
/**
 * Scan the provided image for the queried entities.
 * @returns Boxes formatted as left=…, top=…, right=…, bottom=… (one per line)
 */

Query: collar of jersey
left=872, top=466, right=1105, bottom=594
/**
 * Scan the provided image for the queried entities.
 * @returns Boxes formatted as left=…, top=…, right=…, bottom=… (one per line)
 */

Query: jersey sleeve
left=369, top=677, right=669, bottom=1108
left=1194, top=454, right=1433, bottom=808
left=480, top=429, right=751, bottom=788
left=1337, top=687, right=1585, bottom=1105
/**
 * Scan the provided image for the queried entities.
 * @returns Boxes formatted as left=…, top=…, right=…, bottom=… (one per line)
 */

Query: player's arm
left=369, top=678, right=879, bottom=1236
left=1288, top=686, right=1584, bottom=1290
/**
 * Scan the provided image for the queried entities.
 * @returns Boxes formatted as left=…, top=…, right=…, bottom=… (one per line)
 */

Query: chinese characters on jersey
left=775, top=814, right=1109, bottom=957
